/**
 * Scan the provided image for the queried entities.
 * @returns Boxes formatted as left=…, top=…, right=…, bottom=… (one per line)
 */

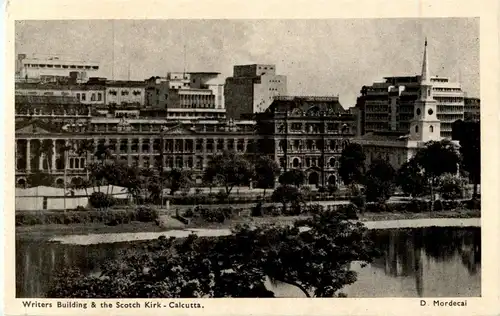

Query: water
left=16, top=226, right=481, bottom=298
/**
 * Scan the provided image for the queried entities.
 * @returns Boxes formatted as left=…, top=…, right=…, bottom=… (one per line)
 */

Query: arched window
left=415, top=125, right=419, bottom=134
left=430, top=125, right=434, bottom=133
left=292, top=158, right=300, bottom=168
left=329, top=157, right=336, bottom=167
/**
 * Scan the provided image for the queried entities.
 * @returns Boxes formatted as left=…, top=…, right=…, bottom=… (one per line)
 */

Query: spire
left=421, top=37, right=429, bottom=83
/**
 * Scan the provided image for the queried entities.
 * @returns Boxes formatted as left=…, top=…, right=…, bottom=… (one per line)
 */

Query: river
left=16, top=225, right=481, bottom=298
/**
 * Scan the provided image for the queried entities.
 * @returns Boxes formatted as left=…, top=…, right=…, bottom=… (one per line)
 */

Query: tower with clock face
left=410, top=38, right=441, bottom=142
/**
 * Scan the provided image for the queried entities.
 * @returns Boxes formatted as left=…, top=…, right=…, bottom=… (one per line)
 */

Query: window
left=97, top=93, right=102, bottom=101
left=121, top=90, right=129, bottom=96
left=91, top=93, right=96, bottom=101
left=430, top=125, right=434, bottom=133
left=81, top=93, right=86, bottom=101
left=415, top=125, right=419, bottom=133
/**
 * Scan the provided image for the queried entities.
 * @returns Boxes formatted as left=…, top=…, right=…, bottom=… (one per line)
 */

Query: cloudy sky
left=15, top=18, right=479, bottom=107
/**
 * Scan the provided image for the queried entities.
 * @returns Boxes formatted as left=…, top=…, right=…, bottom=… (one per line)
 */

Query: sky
left=15, top=19, right=479, bottom=107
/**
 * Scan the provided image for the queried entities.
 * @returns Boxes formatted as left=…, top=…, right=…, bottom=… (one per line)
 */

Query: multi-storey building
left=143, top=72, right=226, bottom=120
left=256, top=96, right=357, bottom=187
left=464, top=97, right=480, bottom=121
left=16, top=53, right=99, bottom=83
left=355, top=53, right=466, bottom=139
left=15, top=82, right=106, bottom=108
left=225, top=64, right=287, bottom=119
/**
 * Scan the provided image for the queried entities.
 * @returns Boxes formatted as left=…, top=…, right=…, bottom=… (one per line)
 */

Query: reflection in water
left=16, top=227, right=480, bottom=298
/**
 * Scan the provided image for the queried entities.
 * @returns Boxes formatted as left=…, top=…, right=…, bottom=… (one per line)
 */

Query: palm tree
left=76, top=139, right=95, bottom=182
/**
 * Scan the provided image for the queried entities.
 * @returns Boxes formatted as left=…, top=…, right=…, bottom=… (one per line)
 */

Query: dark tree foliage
left=339, top=143, right=366, bottom=185
left=364, top=159, right=396, bottom=202
left=396, top=159, right=427, bottom=197
left=26, top=171, right=55, bottom=188
left=414, top=140, right=461, bottom=200
left=271, top=185, right=303, bottom=214
left=254, top=156, right=280, bottom=197
left=278, top=169, right=306, bottom=188
left=203, top=151, right=255, bottom=198
left=452, top=120, right=480, bottom=197
left=47, top=210, right=378, bottom=298
left=165, top=169, right=193, bottom=195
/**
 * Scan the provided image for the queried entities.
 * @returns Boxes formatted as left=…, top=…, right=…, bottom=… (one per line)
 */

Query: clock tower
left=410, top=38, right=441, bottom=142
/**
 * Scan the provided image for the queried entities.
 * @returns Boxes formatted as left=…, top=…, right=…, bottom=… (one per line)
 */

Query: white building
left=16, top=53, right=100, bottom=83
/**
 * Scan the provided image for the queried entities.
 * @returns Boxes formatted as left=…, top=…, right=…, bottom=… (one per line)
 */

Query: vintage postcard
left=4, top=0, right=500, bottom=315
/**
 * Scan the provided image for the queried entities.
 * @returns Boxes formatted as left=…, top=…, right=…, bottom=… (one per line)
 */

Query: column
left=127, top=138, right=132, bottom=165
left=202, top=138, right=207, bottom=168
left=26, top=139, right=31, bottom=171
left=149, top=138, right=153, bottom=155
left=243, top=139, right=248, bottom=153
left=223, top=138, right=228, bottom=150
left=39, top=139, right=44, bottom=171
left=51, top=139, right=56, bottom=172
left=138, top=138, right=143, bottom=167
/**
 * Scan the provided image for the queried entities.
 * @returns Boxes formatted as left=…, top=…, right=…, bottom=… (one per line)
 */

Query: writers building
left=256, top=96, right=357, bottom=188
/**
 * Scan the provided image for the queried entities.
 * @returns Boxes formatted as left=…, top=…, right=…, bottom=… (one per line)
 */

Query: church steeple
left=410, top=38, right=441, bottom=142
left=421, top=38, right=429, bottom=84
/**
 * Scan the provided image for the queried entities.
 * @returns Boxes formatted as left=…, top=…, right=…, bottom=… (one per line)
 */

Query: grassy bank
left=16, top=208, right=480, bottom=241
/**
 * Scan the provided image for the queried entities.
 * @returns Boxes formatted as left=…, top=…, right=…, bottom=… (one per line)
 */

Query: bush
left=305, top=203, right=323, bottom=215
left=433, top=200, right=444, bottom=212
left=263, top=205, right=281, bottom=216
left=251, top=202, right=263, bottom=217
left=465, top=198, right=481, bottom=210
left=328, top=184, right=338, bottom=195
left=135, top=206, right=159, bottom=223
left=350, top=195, right=366, bottom=210
left=182, top=208, right=195, bottom=218
left=339, top=204, right=359, bottom=219
left=74, top=206, right=88, bottom=212
left=439, top=174, right=467, bottom=200
left=89, top=192, right=116, bottom=209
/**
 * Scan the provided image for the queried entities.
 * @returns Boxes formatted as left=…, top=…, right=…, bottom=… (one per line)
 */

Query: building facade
left=464, top=97, right=480, bottom=121
left=256, top=96, right=357, bottom=187
left=16, top=53, right=100, bottom=83
left=225, top=64, right=287, bottom=119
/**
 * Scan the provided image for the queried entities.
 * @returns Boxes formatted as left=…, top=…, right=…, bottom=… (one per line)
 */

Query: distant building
left=225, top=64, right=287, bottom=119
left=144, top=72, right=226, bottom=120
left=16, top=53, right=99, bottom=83
left=256, top=96, right=357, bottom=187
left=464, top=97, right=480, bottom=121
left=355, top=69, right=465, bottom=138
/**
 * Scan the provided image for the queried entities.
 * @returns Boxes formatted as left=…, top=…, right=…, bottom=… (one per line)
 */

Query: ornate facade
left=256, top=96, right=357, bottom=187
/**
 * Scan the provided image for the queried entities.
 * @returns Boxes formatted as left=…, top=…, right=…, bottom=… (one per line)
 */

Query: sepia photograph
left=12, top=16, right=484, bottom=303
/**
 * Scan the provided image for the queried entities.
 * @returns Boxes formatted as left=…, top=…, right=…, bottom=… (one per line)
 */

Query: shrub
left=433, top=200, right=444, bottom=212
left=339, top=204, right=359, bottom=219
left=317, top=186, right=327, bottom=194
left=251, top=202, right=263, bottom=217
left=350, top=195, right=366, bottom=210
left=328, top=184, right=338, bottom=195
left=135, top=206, right=159, bottom=223
left=74, top=206, right=88, bottom=212
left=182, top=208, right=195, bottom=218
left=465, top=198, right=481, bottom=210
left=263, top=205, right=281, bottom=216
left=306, top=203, right=324, bottom=215
left=89, top=192, right=116, bottom=210
left=439, top=174, right=467, bottom=200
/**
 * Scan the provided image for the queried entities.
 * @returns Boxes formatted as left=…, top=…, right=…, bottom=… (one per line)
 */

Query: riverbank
left=16, top=208, right=480, bottom=242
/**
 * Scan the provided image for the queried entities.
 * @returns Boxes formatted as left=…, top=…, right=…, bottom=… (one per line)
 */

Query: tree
left=339, top=143, right=366, bottom=185
left=40, top=139, right=54, bottom=174
left=414, top=140, right=461, bottom=202
left=47, top=209, right=378, bottom=298
left=76, top=139, right=96, bottom=180
left=438, top=173, right=467, bottom=200
left=203, top=151, right=255, bottom=199
left=254, top=156, right=280, bottom=198
left=166, top=169, right=193, bottom=196
left=364, top=159, right=396, bottom=203
left=278, top=169, right=306, bottom=188
left=272, top=185, right=303, bottom=215
left=396, top=159, right=427, bottom=197
left=452, top=120, right=480, bottom=198
left=26, top=171, right=54, bottom=187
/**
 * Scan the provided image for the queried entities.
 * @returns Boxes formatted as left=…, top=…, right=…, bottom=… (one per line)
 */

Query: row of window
left=76, top=92, right=102, bottom=102
left=24, top=64, right=98, bottom=70
left=108, top=90, right=142, bottom=96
